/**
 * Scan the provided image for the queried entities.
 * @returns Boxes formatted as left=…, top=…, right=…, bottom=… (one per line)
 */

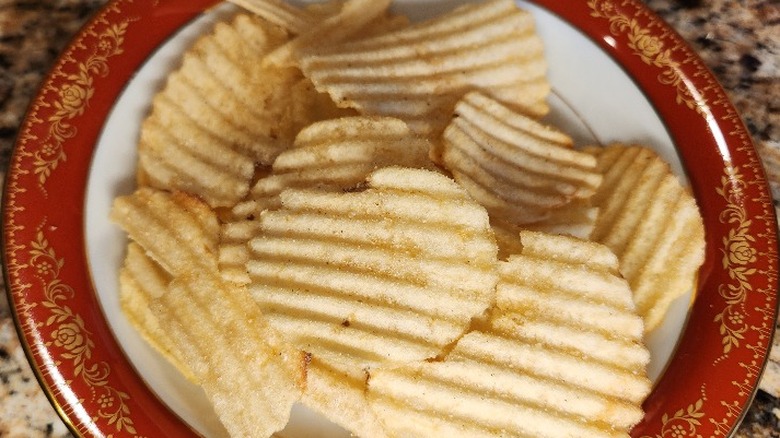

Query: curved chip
left=137, top=13, right=339, bottom=207
left=110, top=188, right=220, bottom=276
left=367, top=231, right=651, bottom=438
left=246, top=166, right=499, bottom=364
left=300, top=0, right=550, bottom=136
left=150, top=272, right=307, bottom=438
left=440, top=91, right=602, bottom=225
left=228, top=0, right=317, bottom=34
left=587, top=144, right=706, bottom=332
left=119, top=242, right=195, bottom=381
left=263, top=0, right=393, bottom=67
left=218, top=116, right=434, bottom=284
left=251, top=116, right=434, bottom=211
left=302, top=353, right=390, bottom=438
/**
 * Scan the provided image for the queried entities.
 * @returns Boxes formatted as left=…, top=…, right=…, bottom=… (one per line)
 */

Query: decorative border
left=23, top=5, right=131, bottom=192
left=3, top=1, right=153, bottom=436
left=29, top=229, right=137, bottom=434
left=578, top=1, right=777, bottom=436
left=587, top=0, right=710, bottom=117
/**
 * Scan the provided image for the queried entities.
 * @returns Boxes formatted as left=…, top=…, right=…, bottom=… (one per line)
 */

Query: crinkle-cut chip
left=137, top=13, right=339, bottom=207
left=439, top=91, right=601, bottom=225
left=367, top=231, right=651, bottom=438
left=119, top=242, right=195, bottom=382
left=249, top=116, right=434, bottom=211
left=149, top=272, right=307, bottom=438
left=246, top=167, right=499, bottom=364
left=111, top=188, right=220, bottom=276
left=302, top=353, right=390, bottom=438
left=228, top=0, right=318, bottom=34
left=263, top=0, right=393, bottom=67
left=587, top=144, right=706, bottom=332
left=300, top=0, right=550, bottom=136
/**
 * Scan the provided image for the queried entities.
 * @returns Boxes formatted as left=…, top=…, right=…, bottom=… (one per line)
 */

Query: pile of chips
left=110, top=1, right=706, bottom=436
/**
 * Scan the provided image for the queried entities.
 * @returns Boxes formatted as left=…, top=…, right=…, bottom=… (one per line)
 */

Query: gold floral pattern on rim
left=30, top=230, right=137, bottom=435
left=25, top=7, right=130, bottom=191
left=4, top=0, right=146, bottom=435
left=639, top=391, right=706, bottom=438
left=587, top=0, right=709, bottom=116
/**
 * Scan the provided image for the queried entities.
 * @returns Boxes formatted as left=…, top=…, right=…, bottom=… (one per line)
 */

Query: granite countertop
left=0, top=0, right=778, bottom=437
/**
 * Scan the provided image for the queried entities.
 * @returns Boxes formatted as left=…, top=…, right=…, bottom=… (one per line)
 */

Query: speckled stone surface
left=0, top=0, right=778, bottom=437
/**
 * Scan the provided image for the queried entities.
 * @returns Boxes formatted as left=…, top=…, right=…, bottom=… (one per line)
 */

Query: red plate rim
left=2, top=0, right=777, bottom=437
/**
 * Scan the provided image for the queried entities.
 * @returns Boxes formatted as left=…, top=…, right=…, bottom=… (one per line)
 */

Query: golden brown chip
left=263, top=0, right=393, bottom=67
left=149, top=272, right=307, bottom=438
left=367, top=231, right=651, bottom=438
left=300, top=0, right=550, bottom=136
left=250, top=116, right=434, bottom=211
left=587, top=144, right=706, bottom=332
left=136, top=13, right=350, bottom=207
left=228, top=0, right=318, bottom=34
left=246, top=166, right=499, bottom=364
left=110, top=188, right=220, bottom=276
left=302, top=353, right=390, bottom=438
left=119, top=242, right=195, bottom=381
left=439, top=91, right=601, bottom=225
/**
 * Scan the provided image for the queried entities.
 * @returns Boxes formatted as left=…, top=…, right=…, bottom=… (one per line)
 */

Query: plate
left=3, top=0, right=778, bottom=437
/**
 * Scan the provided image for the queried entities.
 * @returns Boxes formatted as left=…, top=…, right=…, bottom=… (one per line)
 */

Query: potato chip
left=110, top=188, right=220, bottom=276
left=119, top=242, right=195, bottom=381
left=250, top=116, right=434, bottom=211
left=149, top=272, right=307, bottom=438
left=228, top=0, right=317, bottom=34
left=299, top=0, right=550, bottom=136
left=246, top=166, right=499, bottom=364
left=587, top=144, right=706, bottom=332
left=217, top=116, right=433, bottom=284
left=439, top=91, right=602, bottom=225
left=302, top=353, right=390, bottom=438
left=136, top=13, right=352, bottom=207
left=263, top=0, right=393, bottom=68
left=367, top=231, right=651, bottom=438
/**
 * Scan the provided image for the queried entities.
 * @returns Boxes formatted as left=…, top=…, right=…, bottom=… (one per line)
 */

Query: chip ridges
left=110, top=188, right=220, bottom=276
left=246, top=167, right=499, bottom=364
left=137, top=13, right=305, bottom=207
left=587, top=144, right=706, bottom=332
left=150, top=272, right=306, bottom=438
left=440, top=91, right=601, bottom=225
left=250, top=116, right=433, bottom=211
left=367, top=231, right=651, bottom=438
left=300, top=0, right=550, bottom=135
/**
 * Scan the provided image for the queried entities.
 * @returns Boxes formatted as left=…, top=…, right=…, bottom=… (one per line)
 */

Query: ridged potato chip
left=302, top=353, right=390, bottom=438
left=110, top=188, right=220, bottom=275
left=137, top=13, right=344, bottom=207
left=150, top=272, right=307, bottom=438
left=251, top=116, right=434, bottom=211
left=300, top=0, right=550, bottom=136
left=112, top=188, right=307, bottom=437
left=218, top=116, right=434, bottom=284
left=119, top=242, right=195, bottom=381
left=228, top=0, right=318, bottom=33
left=439, top=91, right=602, bottom=225
left=367, top=231, right=651, bottom=438
left=246, top=166, right=499, bottom=364
left=263, top=0, right=393, bottom=67
left=587, top=144, right=706, bottom=332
